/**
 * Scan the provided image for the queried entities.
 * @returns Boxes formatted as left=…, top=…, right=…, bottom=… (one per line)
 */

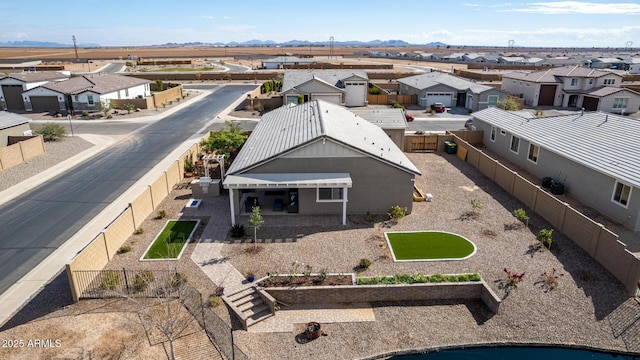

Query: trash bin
left=542, top=177, right=554, bottom=188
left=444, top=141, right=457, bottom=154
left=550, top=182, right=565, bottom=195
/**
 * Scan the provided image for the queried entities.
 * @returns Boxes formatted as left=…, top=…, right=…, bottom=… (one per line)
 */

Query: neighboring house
left=629, top=59, right=640, bottom=74
left=497, top=57, right=544, bottom=66
left=397, top=71, right=508, bottom=111
left=281, top=70, right=369, bottom=107
left=223, top=100, right=421, bottom=225
left=471, top=107, right=640, bottom=231
left=261, top=56, right=317, bottom=69
left=501, top=65, right=639, bottom=113
left=462, top=53, right=500, bottom=64
left=21, top=74, right=151, bottom=113
left=0, top=72, right=69, bottom=111
left=350, top=108, right=407, bottom=149
left=0, top=111, right=32, bottom=147
left=590, top=57, right=626, bottom=70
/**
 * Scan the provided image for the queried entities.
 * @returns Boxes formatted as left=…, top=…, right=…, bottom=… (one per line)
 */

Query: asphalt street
left=0, top=84, right=256, bottom=295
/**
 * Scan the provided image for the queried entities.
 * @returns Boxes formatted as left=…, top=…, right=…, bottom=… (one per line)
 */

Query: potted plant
left=184, top=156, right=195, bottom=177
left=245, top=271, right=256, bottom=283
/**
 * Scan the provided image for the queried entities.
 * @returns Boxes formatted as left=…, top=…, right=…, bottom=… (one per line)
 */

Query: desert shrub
left=388, top=205, right=407, bottom=221
left=117, top=246, right=131, bottom=254
left=537, top=229, right=553, bottom=249
left=156, top=210, right=167, bottom=219
left=170, top=272, right=187, bottom=288
left=135, top=228, right=144, bottom=235
left=359, top=258, right=371, bottom=270
left=134, top=271, right=155, bottom=291
left=504, top=268, right=525, bottom=287
left=497, top=96, right=520, bottom=111
left=34, top=123, right=67, bottom=141
left=99, top=272, right=121, bottom=290
left=368, top=86, right=381, bottom=94
left=229, top=223, right=245, bottom=238
left=540, top=268, right=564, bottom=290
left=513, top=208, right=529, bottom=225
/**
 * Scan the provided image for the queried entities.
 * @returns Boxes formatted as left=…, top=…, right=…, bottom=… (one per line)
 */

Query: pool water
left=390, top=346, right=638, bottom=359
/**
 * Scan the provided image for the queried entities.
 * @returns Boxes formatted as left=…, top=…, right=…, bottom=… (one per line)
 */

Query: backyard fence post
left=122, top=268, right=130, bottom=295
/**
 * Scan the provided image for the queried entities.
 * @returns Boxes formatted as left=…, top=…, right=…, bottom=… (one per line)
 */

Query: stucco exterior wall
left=599, top=92, right=640, bottom=114
left=501, top=79, right=540, bottom=106
left=241, top=155, right=415, bottom=215
left=475, top=119, right=640, bottom=229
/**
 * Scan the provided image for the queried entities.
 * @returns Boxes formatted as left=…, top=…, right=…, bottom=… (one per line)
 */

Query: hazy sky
left=1, top=0, right=639, bottom=47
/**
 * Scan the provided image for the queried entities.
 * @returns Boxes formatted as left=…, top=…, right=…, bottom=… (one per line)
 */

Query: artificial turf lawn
left=386, top=231, right=475, bottom=260
left=143, top=220, right=198, bottom=259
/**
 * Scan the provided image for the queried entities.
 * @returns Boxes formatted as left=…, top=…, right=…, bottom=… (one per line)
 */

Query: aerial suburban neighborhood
left=1, top=1, right=640, bottom=360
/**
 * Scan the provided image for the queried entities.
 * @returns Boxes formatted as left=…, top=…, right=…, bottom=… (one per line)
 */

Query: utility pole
left=72, top=35, right=79, bottom=60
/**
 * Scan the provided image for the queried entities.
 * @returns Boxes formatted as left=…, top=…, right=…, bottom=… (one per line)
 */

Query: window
left=490, top=126, right=496, bottom=142
left=570, top=78, right=578, bottom=86
left=612, top=181, right=632, bottom=207
left=73, top=95, right=79, bottom=102
left=604, top=78, right=615, bottom=85
left=500, top=129, right=506, bottom=136
left=87, top=95, right=94, bottom=105
left=510, top=136, right=520, bottom=154
left=117, top=90, right=121, bottom=99
left=317, top=188, right=344, bottom=202
left=125, top=89, right=129, bottom=96
left=528, top=143, right=539, bottom=163
left=589, top=79, right=593, bottom=85
left=487, top=95, right=498, bottom=105
left=613, top=98, right=629, bottom=109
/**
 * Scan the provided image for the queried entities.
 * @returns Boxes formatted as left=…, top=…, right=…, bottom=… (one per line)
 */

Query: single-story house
left=0, top=72, right=69, bottom=111
left=501, top=65, right=638, bottom=113
left=629, top=59, right=640, bottom=74
left=590, top=57, right=626, bottom=70
left=497, top=57, right=544, bottom=66
left=0, top=111, right=32, bottom=147
left=261, top=56, right=318, bottom=69
left=282, top=70, right=369, bottom=107
left=350, top=108, right=407, bottom=149
left=223, top=100, right=421, bottom=225
left=472, top=107, right=640, bottom=231
left=20, top=74, right=151, bottom=113
left=398, top=71, right=508, bottom=111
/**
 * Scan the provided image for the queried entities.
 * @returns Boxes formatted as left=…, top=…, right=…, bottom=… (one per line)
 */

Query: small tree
left=513, top=208, right=529, bottom=226
left=297, top=94, right=304, bottom=104
left=249, top=201, right=264, bottom=250
left=123, top=103, right=135, bottom=114
left=199, top=121, right=248, bottom=160
left=537, top=229, right=553, bottom=249
left=497, top=97, right=520, bottom=111
left=34, top=123, right=67, bottom=141
left=155, top=79, right=164, bottom=91
left=98, top=99, right=111, bottom=117
left=470, top=199, right=483, bottom=215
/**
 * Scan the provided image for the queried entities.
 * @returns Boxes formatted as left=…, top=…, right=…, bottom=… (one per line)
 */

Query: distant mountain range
left=0, top=39, right=448, bottom=48
left=0, top=40, right=100, bottom=47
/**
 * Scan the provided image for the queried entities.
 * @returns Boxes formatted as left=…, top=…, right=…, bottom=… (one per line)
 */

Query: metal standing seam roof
left=397, top=72, right=496, bottom=94
left=227, top=100, right=421, bottom=176
left=282, top=70, right=368, bottom=93
left=350, top=108, right=408, bottom=129
left=472, top=107, right=640, bottom=188
left=0, top=111, right=31, bottom=130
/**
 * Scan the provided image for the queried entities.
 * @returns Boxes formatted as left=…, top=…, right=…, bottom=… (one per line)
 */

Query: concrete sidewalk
left=0, top=86, right=253, bottom=327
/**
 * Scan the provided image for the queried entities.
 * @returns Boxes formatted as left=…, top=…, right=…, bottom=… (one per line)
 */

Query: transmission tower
left=329, top=36, right=334, bottom=60
left=72, top=35, right=79, bottom=60
left=626, top=41, right=634, bottom=49
left=508, top=39, right=515, bottom=51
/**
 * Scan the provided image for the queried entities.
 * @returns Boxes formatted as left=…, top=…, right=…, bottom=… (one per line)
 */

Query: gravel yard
left=3, top=145, right=640, bottom=360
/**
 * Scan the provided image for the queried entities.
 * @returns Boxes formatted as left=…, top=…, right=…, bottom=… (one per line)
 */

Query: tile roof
left=472, top=107, right=640, bottom=187
left=228, top=100, right=420, bottom=175
left=502, top=65, right=620, bottom=83
left=38, top=74, right=149, bottom=95
left=282, top=70, right=368, bottom=93
left=0, top=111, right=30, bottom=130
left=397, top=71, right=495, bottom=94
left=1, top=72, right=69, bottom=83
left=350, top=108, right=408, bottom=129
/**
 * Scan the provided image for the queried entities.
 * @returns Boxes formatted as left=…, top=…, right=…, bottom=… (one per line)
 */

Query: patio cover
left=223, top=173, right=352, bottom=189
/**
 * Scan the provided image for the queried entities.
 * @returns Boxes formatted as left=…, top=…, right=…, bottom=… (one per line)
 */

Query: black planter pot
left=542, top=177, right=554, bottom=188
left=550, top=182, right=565, bottom=195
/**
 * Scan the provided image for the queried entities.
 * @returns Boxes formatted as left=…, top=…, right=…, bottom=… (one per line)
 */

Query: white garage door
left=344, top=83, right=366, bottom=107
left=425, top=93, right=453, bottom=107
left=312, top=94, right=341, bottom=105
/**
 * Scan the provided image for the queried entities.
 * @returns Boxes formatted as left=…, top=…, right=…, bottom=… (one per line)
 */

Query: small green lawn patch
left=385, top=231, right=476, bottom=261
left=142, top=220, right=199, bottom=260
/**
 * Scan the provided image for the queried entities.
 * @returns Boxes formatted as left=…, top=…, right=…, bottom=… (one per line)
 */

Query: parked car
left=430, top=103, right=446, bottom=113
left=405, top=113, right=414, bottom=122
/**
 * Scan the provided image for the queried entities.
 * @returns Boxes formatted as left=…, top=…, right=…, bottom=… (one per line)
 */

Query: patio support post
left=229, top=188, right=236, bottom=225
left=342, top=186, right=348, bottom=225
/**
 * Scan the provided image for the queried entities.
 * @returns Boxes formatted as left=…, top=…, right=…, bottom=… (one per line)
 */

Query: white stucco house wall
left=281, top=70, right=369, bottom=107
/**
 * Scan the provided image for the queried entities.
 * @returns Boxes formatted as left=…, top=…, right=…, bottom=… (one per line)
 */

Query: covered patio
left=223, top=173, right=352, bottom=225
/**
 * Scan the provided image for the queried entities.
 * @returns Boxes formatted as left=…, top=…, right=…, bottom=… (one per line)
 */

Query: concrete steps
left=225, top=287, right=274, bottom=329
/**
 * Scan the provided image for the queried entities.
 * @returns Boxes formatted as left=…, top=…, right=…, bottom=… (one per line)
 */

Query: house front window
left=613, top=98, right=628, bottom=109
left=510, top=135, right=520, bottom=154
left=528, top=143, right=539, bottom=163
left=570, top=78, right=578, bottom=86
left=87, top=95, right=94, bottom=105
left=317, top=188, right=344, bottom=202
left=604, top=78, right=615, bottom=85
left=73, top=95, right=79, bottom=102
left=125, top=89, right=129, bottom=97
left=490, top=126, right=496, bottom=142
left=612, top=181, right=632, bottom=207
left=487, top=95, right=498, bottom=105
